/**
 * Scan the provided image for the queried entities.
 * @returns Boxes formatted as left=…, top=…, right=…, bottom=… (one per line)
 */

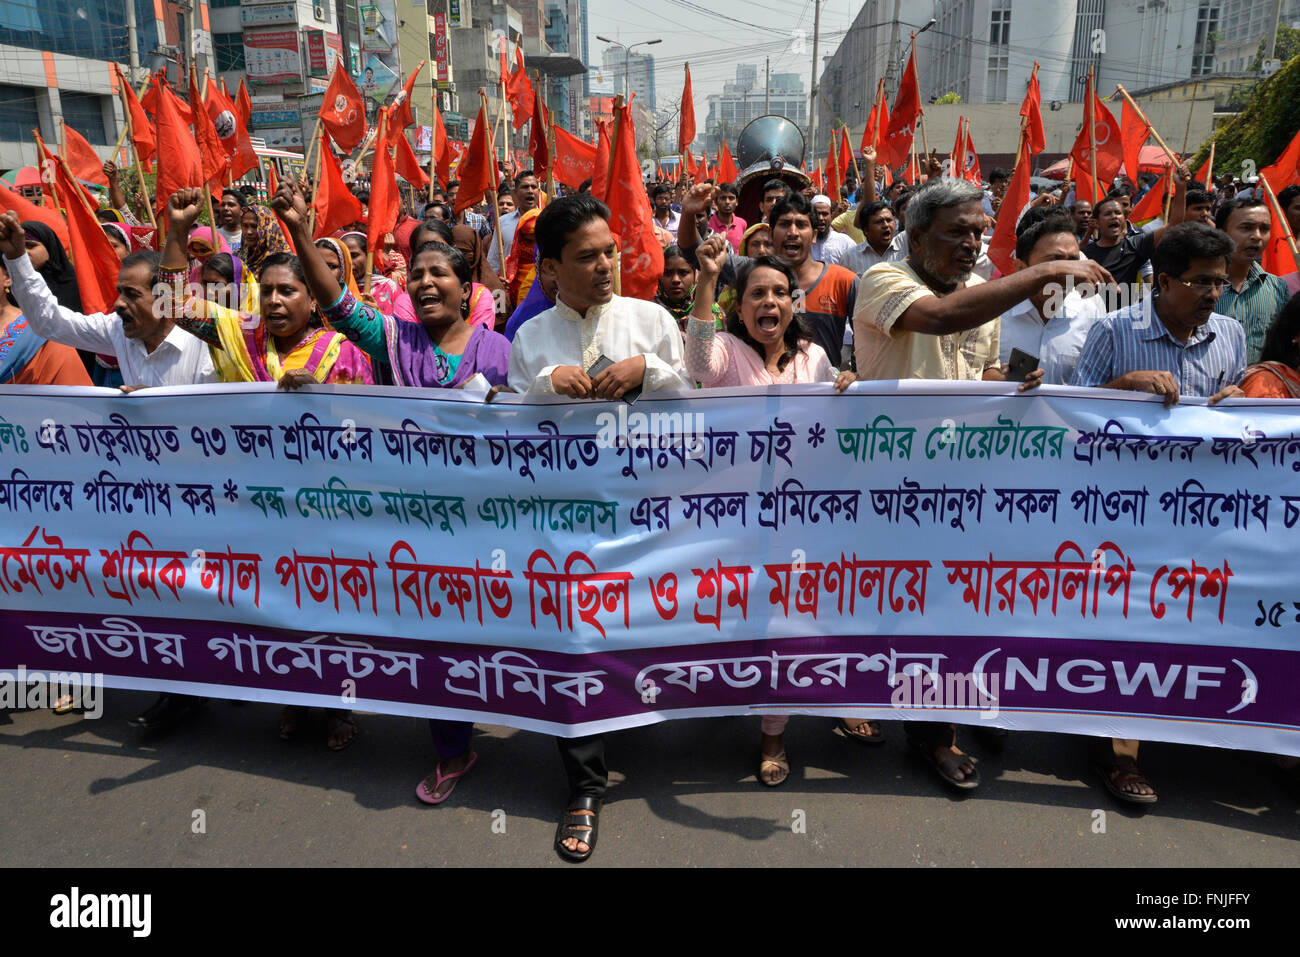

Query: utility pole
left=809, top=0, right=821, bottom=159
left=125, top=0, right=140, bottom=83
left=765, top=57, right=770, bottom=113
left=883, top=0, right=903, bottom=97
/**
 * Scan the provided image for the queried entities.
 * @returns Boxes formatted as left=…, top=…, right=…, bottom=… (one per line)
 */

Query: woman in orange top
left=1242, top=295, right=1300, bottom=398
left=0, top=259, right=90, bottom=386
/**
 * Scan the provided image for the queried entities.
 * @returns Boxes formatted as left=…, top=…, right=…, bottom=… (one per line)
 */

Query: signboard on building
left=260, top=126, right=305, bottom=151
left=443, top=112, right=468, bottom=140
left=244, top=30, right=302, bottom=84
left=448, top=0, right=464, bottom=27
left=299, top=93, right=325, bottom=150
left=305, top=30, right=344, bottom=77
left=433, top=13, right=450, bottom=84
left=415, top=125, right=432, bottom=151
left=250, top=105, right=302, bottom=129
left=240, top=3, right=296, bottom=26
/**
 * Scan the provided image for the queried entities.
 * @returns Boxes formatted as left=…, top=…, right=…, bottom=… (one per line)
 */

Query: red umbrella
left=1, top=166, right=42, bottom=189
left=1040, top=145, right=1178, bottom=180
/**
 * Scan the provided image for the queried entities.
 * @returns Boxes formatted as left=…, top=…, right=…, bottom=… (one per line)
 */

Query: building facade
left=704, top=64, right=806, bottom=157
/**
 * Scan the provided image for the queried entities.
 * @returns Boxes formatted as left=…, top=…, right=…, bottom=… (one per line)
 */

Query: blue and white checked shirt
left=1070, top=295, right=1246, bottom=398
left=461, top=210, right=491, bottom=237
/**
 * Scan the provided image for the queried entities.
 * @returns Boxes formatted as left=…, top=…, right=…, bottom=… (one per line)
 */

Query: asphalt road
left=1, top=690, right=1296, bottom=867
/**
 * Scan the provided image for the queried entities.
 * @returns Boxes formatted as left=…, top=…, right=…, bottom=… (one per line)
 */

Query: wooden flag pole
left=1259, top=175, right=1300, bottom=275
left=482, top=89, right=508, bottom=276
left=546, top=104, right=557, bottom=196
left=1087, top=67, right=1099, bottom=204
left=117, top=82, right=157, bottom=230
left=1114, top=85, right=1179, bottom=167
left=607, top=95, right=624, bottom=295
left=918, top=112, right=930, bottom=171
left=428, top=88, right=439, bottom=190
left=365, top=112, right=386, bottom=296
left=308, top=125, right=326, bottom=234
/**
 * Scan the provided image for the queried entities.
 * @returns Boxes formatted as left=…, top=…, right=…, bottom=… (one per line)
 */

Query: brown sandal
left=758, top=749, right=790, bottom=787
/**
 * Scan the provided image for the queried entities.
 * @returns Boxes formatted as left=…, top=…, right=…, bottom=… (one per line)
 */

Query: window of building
left=987, top=0, right=1011, bottom=101
left=1193, top=2, right=1220, bottom=76
left=0, top=84, right=39, bottom=144
left=210, top=0, right=240, bottom=7
left=60, top=90, right=109, bottom=145
left=989, top=0, right=1011, bottom=46
left=214, top=31, right=245, bottom=71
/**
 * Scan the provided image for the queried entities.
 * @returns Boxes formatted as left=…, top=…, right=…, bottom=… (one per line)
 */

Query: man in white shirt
left=841, top=200, right=903, bottom=275
left=486, top=170, right=542, bottom=272
left=650, top=184, right=680, bottom=240
left=0, top=211, right=216, bottom=388
left=506, top=195, right=689, bottom=864
left=217, top=189, right=246, bottom=252
left=1000, top=208, right=1106, bottom=385
left=811, top=194, right=856, bottom=265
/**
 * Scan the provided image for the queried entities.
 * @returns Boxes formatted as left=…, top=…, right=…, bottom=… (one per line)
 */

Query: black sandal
left=325, top=711, right=357, bottom=751
left=554, top=795, right=601, bottom=863
left=834, top=717, right=886, bottom=746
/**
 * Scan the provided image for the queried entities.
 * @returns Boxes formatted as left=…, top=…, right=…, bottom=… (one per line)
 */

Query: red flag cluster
left=987, top=63, right=1046, bottom=276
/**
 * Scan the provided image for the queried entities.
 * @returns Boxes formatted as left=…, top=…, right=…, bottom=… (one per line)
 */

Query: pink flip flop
left=415, top=751, right=478, bottom=805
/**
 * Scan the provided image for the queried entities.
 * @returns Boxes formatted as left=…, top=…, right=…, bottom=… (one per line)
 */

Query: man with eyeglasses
left=1070, top=221, right=1245, bottom=807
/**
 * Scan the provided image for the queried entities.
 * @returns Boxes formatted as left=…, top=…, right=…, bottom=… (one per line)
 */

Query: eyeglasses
left=1167, top=276, right=1229, bottom=295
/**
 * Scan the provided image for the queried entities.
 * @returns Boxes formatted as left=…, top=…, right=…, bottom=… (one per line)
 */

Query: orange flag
left=143, top=71, right=190, bottom=124
left=811, top=166, right=823, bottom=192
left=48, top=151, right=119, bottom=313
left=61, top=124, right=108, bottom=190
left=1067, top=76, right=1123, bottom=197
left=1119, top=95, right=1150, bottom=184
left=605, top=100, right=662, bottom=300
left=33, top=131, right=62, bottom=208
left=950, top=117, right=966, bottom=179
left=387, top=60, right=427, bottom=136
left=236, top=79, right=252, bottom=128
left=393, top=125, right=430, bottom=192
left=314, top=134, right=364, bottom=239
left=429, top=97, right=452, bottom=188
left=678, top=64, right=696, bottom=154
left=0, top=182, right=68, bottom=249
left=115, top=65, right=156, bottom=170
left=189, top=69, right=229, bottom=194
left=1262, top=182, right=1299, bottom=277
left=1020, top=65, right=1045, bottom=156
left=553, top=125, right=595, bottom=189
left=717, top=140, right=739, bottom=183
left=367, top=113, right=400, bottom=255
left=206, top=77, right=257, bottom=182
left=824, top=149, right=840, bottom=202
left=529, top=85, right=550, bottom=184
left=319, top=65, right=367, bottom=151
left=880, top=41, right=920, bottom=170
left=837, top=127, right=853, bottom=182
left=683, top=149, right=697, bottom=181
left=861, top=79, right=885, bottom=153
left=1260, top=125, right=1300, bottom=194
left=1129, top=166, right=1172, bottom=223
left=509, top=49, right=535, bottom=131
left=987, top=134, right=1031, bottom=277
left=152, top=79, right=204, bottom=212
left=591, top=119, right=612, bottom=203
left=453, top=103, right=494, bottom=218
left=962, top=124, right=981, bottom=185
left=1194, top=145, right=1214, bottom=188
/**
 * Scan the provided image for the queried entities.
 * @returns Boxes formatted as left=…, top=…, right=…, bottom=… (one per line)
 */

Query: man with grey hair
left=851, top=177, right=1112, bottom=792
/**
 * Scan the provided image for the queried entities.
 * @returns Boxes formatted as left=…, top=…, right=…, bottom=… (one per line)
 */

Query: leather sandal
left=554, top=795, right=601, bottom=863
left=758, top=749, right=790, bottom=787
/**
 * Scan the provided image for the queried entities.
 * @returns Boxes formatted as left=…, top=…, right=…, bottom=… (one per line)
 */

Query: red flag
left=48, top=152, right=119, bottom=313
left=367, top=113, right=400, bottom=255
left=394, top=126, right=430, bottom=192
left=388, top=60, right=426, bottom=134
left=717, top=140, right=739, bottom=183
left=875, top=92, right=890, bottom=153
left=319, top=65, right=367, bottom=151
left=1067, top=77, right=1123, bottom=196
left=1262, top=183, right=1299, bottom=277
left=553, top=125, right=596, bottom=189
left=1194, top=146, right=1214, bottom=188
left=33, top=131, right=62, bottom=208
left=143, top=72, right=190, bottom=124
left=205, top=76, right=257, bottom=182
left=0, top=182, right=68, bottom=249
left=988, top=136, right=1032, bottom=276
left=592, top=119, right=612, bottom=203
left=880, top=42, right=920, bottom=170
left=678, top=64, right=696, bottom=154
left=683, top=149, right=698, bottom=181
left=950, top=117, right=966, bottom=180
left=528, top=85, right=550, bottom=184
left=811, top=167, right=823, bottom=192
left=1020, top=65, right=1045, bottom=156
left=1260, top=125, right=1300, bottom=194
left=263, top=163, right=296, bottom=254
left=508, top=49, right=535, bottom=131
left=60, top=124, right=108, bottom=189
left=963, top=124, right=981, bottom=185
left=453, top=103, right=493, bottom=217
left=236, top=79, right=252, bottom=127
left=606, top=100, right=662, bottom=300
left=189, top=69, right=229, bottom=194
left=313, top=134, right=364, bottom=239
left=499, top=36, right=510, bottom=94
left=824, top=150, right=840, bottom=202
left=861, top=79, right=885, bottom=154
left=430, top=100, right=452, bottom=188
left=1119, top=95, right=1150, bottom=184
left=116, top=65, right=156, bottom=169
left=151, top=79, right=204, bottom=212
left=837, top=127, right=853, bottom=182
left=1130, top=166, right=1172, bottom=223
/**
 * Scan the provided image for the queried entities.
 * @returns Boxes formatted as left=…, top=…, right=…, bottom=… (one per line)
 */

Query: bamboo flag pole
left=1259, top=175, right=1300, bottom=275
left=1087, top=67, right=1098, bottom=204
left=607, top=95, right=624, bottom=295
left=546, top=101, right=557, bottom=196
left=482, top=89, right=508, bottom=276
left=918, top=112, right=930, bottom=172
left=308, top=125, right=326, bottom=233
left=115, top=78, right=158, bottom=230
left=1114, top=85, right=1180, bottom=167
left=365, top=111, right=386, bottom=296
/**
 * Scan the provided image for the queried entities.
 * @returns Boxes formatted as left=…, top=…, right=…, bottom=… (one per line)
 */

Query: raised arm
left=271, top=178, right=388, bottom=362
left=684, top=235, right=732, bottom=385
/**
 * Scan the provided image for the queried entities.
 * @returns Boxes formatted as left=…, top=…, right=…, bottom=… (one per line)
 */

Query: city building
left=601, top=45, right=655, bottom=110
left=703, top=64, right=806, bottom=157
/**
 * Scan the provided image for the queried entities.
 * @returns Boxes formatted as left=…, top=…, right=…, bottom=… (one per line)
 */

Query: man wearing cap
left=811, top=194, right=856, bottom=266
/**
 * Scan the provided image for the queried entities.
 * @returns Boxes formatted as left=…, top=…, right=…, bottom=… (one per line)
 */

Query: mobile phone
left=587, top=354, right=642, bottom=404
left=1007, top=347, right=1039, bottom=382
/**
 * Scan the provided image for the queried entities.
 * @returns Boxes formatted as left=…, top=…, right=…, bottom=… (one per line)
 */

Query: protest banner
left=0, top=383, right=1294, bottom=751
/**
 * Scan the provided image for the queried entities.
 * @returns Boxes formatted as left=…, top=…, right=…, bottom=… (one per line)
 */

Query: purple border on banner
left=1, top=610, right=1292, bottom=738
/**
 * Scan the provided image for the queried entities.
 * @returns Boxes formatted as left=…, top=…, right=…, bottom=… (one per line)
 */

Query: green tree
left=1251, top=24, right=1300, bottom=71
left=1192, top=53, right=1300, bottom=177
left=935, top=92, right=963, bottom=104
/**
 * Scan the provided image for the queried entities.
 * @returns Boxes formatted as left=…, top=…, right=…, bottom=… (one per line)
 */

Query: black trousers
left=556, top=733, right=607, bottom=800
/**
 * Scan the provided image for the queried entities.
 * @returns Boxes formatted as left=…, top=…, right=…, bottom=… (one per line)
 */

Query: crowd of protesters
left=4, top=131, right=1300, bottom=864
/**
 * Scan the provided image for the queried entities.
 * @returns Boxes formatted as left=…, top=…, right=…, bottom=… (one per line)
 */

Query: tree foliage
left=1191, top=53, right=1300, bottom=177
left=1251, top=24, right=1300, bottom=71
left=934, top=92, right=963, bottom=105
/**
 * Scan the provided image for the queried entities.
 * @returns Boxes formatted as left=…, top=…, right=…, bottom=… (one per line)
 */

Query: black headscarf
left=22, top=221, right=82, bottom=312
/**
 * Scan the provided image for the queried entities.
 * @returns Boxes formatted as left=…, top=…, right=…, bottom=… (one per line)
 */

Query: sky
left=586, top=0, right=859, bottom=118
